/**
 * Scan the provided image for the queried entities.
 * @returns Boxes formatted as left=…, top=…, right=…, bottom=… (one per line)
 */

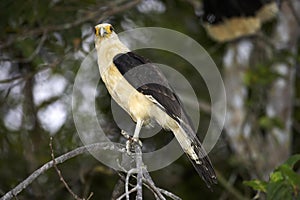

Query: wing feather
left=113, top=52, right=217, bottom=188
left=113, top=52, right=184, bottom=123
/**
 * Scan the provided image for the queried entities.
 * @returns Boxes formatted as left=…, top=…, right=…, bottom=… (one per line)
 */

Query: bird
left=201, top=0, right=279, bottom=42
left=94, top=23, right=217, bottom=188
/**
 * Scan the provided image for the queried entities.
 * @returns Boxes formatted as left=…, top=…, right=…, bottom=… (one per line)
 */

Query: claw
left=132, top=137, right=143, bottom=147
left=126, top=139, right=132, bottom=154
left=121, top=130, right=143, bottom=154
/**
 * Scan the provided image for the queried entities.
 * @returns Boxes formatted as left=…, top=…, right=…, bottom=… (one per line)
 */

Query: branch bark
left=0, top=142, right=125, bottom=200
left=0, top=0, right=141, bottom=50
left=1, top=137, right=182, bottom=200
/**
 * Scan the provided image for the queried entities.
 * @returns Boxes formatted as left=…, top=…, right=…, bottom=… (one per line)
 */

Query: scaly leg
left=133, top=119, right=143, bottom=141
left=124, top=119, right=143, bottom=153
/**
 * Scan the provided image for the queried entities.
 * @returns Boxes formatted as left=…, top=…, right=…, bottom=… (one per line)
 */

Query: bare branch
left=0, top=75, right=23, bottom=84
left=0, top=32, right=47, bottom=63
left=2, top=130, right=182, bottom=200
left=0, top=0, right=141, bottom=50
left=157, top=189, right=182, bottom=200
left=116, top=187, right=138, bottom=200
left=135, top=145, right=143, bottom=200
left=115, top=135, right=181, bottom=200
left=49, top=137, right=93, bottom=200
left=0, top=142, right=125, bottom=200
left=116, top=167, right=181, bottom=200
left=141, top=169, right=166, bottom=200
left=0, top=56, right=62, bottom=88
left=124, top=168, right=138, bottom=200
left=0, top=31, right=47, bottom=65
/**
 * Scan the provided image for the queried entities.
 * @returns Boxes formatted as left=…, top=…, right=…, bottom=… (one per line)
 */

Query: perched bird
left=201, top=0, right=279, bottom=42
left=94, top=23, right=217, bottom=188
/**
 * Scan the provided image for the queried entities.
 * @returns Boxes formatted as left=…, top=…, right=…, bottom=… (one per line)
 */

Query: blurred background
left=0, top=0, right=299, bottom=199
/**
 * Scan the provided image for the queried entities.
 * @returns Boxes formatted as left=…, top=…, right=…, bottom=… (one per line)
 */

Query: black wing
left=202, top=0, right=269, bottom=25
left=113, top=52, right=189, bottom=125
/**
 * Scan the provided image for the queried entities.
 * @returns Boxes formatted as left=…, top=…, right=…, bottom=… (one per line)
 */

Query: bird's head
left=94, top=23, right=129, bottom=57
left=94, top=23, right=115, bottom=39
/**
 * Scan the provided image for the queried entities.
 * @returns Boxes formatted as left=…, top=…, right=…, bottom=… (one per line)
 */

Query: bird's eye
left=110, top=26, right=114, bottom=32
left=94, top=27, right=97, bottom=35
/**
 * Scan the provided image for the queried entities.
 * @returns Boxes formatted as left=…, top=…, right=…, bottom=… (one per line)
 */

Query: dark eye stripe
left=110, top=26, right=114, bottom=32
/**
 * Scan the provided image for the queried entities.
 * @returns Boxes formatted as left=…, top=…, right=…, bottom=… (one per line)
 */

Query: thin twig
left=0, top=57, right=62, bottom=85
left=116, top=187, right=138, bottom=200
left=2, top=134, right=181, bottom=200
left=116, top=135, right=181, bottom=200
left=216, top=170, right=249, bottom=200
left=125, top=168, right=138, bottom=200
left=119, top=140, right=144, bottom=200
left=0, top=142, right=125, bottom=200
left=0, top=32, right=47, bottom=63
left=0, top=75, right=22, bottom=84
left=23, top=32, right=47, bottom=63
left=116, top=170, right=181, bottom=200
left=157, top=188, right=182, bottom=200
left=49, top=137, right=93, bottom=200
left=0, top=0, right=141, bottom=50
left=141, top=168, right=166, bottom=200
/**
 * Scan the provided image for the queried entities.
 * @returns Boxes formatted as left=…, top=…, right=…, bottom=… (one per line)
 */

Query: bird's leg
left=133, top=119, right=143, bottom=147
left=123, top=119, right=143, bottom=154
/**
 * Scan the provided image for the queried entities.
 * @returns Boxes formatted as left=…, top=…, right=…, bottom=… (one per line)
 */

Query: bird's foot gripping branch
left=121, top=130, right=143, bottom=154
left=116, top=130, right=182, bottom=200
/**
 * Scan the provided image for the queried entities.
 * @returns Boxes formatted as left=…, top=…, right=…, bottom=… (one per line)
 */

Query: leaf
left=259, top=116, right=284, bottom=129
left=284, top=154, right=300, bottom=168
left=267, top=181, right=293, bottom=200
left=244, top=180, right=267, bottom=192
left=259, top=116, right=273, bottom=129
left=270, top=171, right=284, bottom=182
left=279, top=164, right=300, bottom=189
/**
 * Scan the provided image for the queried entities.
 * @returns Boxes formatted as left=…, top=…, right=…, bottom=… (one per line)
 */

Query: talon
left=121, top=130, right=142, bottom=154
left=126, top=140, right=132, bottom=154
left=121, top=130, right=130, bottom=139
left=133, top=137, right=143, bottom=147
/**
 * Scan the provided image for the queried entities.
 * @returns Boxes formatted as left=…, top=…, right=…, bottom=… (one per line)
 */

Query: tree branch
left=0, top=142, right=125, bottom=200
left=49, top=137, right=93, bottom=200
left=0, top=0, right=141, bottom=50
left=135, top=145, right=143, bottom=200
left=1, top=134, right=182, bottom=200
left=115, top=133, right=181, bottom=200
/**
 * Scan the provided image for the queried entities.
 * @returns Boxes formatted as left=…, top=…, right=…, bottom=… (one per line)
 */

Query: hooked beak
left=100, top=27, right=106, bottom=37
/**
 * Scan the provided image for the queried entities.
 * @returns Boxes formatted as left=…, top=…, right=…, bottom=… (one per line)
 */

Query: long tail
left=173, top=126, right=217, bottom=188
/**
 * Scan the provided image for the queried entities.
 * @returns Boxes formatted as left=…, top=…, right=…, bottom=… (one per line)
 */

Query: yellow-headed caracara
left=201, top=0, right=279, bottom=42
left=94, top=23, right=217, bottom=188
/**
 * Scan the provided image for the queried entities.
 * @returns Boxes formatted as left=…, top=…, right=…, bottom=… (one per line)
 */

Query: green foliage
left=244, top=154, right=300, bottom=200
left=244, top=180, right=267, bottom=192
left=259, top=116, right=284, bottom=130
left=243, top=63, right=278, bottom=87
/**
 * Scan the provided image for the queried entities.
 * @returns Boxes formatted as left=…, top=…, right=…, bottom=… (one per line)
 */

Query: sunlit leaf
left=244, top=180, right=267, bottom=192
left=270, top=171, right=284, bottom=182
